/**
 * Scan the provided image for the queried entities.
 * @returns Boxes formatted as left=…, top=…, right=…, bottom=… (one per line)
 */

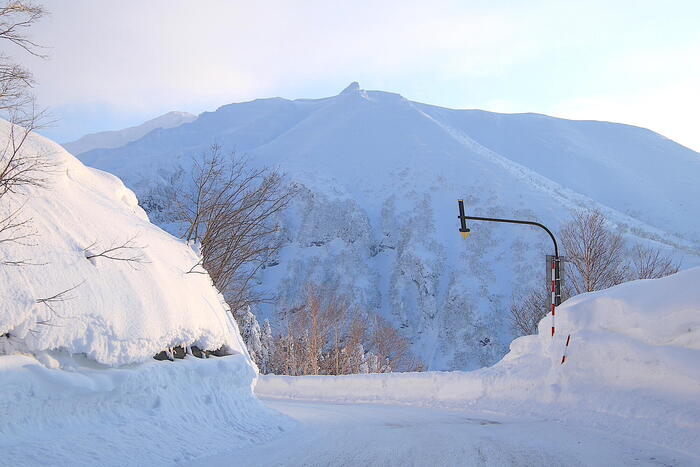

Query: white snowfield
left=256, top=268, right=700, bottom=457
left=0, top=118, right=245, bottom=364
left=2, top=119, right=699, bottom=466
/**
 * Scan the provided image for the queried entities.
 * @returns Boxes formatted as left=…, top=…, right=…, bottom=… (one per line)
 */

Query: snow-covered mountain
left=62, top=110, right=196, bottom=155
left=76, top=82, right=700, bottom=370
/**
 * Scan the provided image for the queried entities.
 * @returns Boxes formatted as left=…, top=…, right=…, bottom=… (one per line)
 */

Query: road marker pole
left=560, top=334, right=571, bottom=364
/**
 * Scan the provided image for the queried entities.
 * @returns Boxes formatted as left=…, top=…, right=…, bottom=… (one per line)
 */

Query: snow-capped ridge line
left=417, top=107, right=698, bottom=252
left=62, top=110, right=197, bottom=155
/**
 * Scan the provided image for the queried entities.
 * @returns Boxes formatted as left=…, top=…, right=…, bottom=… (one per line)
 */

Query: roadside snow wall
left=0, top=354, right=292, bottom=465
left=258, top=268, right=700, bottom=454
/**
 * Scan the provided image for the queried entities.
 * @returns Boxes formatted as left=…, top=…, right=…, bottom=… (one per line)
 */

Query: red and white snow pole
left=560, top=334, right=571, bottom=364
left=551, top=258, right=557, bottom=337
left=548, top=255, right=562, bottom=337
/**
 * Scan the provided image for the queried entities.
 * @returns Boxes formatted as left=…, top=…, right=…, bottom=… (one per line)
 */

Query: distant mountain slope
left=62, top=110, right=196, bottom=155
left=75, top=83, right=700, bottom=370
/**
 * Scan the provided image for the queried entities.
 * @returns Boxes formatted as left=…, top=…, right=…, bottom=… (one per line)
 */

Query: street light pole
left=458, top=201, right=559, bottom=258
left=457, top=200, right=563, bottom=336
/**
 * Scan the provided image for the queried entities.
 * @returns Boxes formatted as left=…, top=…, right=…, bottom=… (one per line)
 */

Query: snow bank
left=0, top=119, right=246, bottom=365
left=0, top=353, right=292, bottom=466
left=0, top=121, right=292, bottom=466
left=258, top=268, right=700, bottom=453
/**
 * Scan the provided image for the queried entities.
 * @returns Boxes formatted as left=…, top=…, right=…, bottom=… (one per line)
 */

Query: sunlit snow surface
left=0, top=119, right=247, bottom=364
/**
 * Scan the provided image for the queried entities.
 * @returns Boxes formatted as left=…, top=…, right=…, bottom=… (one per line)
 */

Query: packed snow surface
left=192, top=398, right=698, bottom=466
left=76, top=83, right=700, bottom=370
left=0, top=119, right=245, bottom=365
left=0, top=354, right=291, bottom=466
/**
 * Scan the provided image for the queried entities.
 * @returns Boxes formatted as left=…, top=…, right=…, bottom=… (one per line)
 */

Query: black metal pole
left=457, top=200, right=558, bottom=257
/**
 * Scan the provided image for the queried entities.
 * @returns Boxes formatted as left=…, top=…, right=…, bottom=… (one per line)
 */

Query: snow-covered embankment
left=258, top=268, right=700, bottom=454
left=0, top=120, right=290, bottom=465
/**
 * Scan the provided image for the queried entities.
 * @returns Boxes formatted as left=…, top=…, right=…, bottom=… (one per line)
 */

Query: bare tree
left=369, top=315, right=420, bottom=372
left=561, top=210, right=628, bottom=295
left=172, top=144, right=296, bottom=311
left=276, top=285, right=347, bottom=375
left=0, top=1, right=49, bottom=263
left=268, top=283, right=423, bottom=375
left=509, top=285, right=549, bottom=336
left=628, top=243, right=679, bottom=280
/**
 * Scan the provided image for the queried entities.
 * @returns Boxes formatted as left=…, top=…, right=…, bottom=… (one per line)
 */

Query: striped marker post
left=560, top=334, right=571, bottom=364
left=551, top=258, right=557, bottom=337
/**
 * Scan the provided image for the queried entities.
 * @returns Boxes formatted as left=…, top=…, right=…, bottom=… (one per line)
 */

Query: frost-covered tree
left=233, top=306, right=264, bottom=368
left=259, top=319, right=273, bottom=373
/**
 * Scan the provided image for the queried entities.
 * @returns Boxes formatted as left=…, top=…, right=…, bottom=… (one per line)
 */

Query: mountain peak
left=340, top=81, right=360, bottom=94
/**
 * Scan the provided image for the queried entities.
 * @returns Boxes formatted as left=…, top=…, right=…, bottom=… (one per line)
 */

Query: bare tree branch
left=84, top=235, right=148, bottom=267
left=36, top=280, right=84, bottom=314
left=0, top=1, right=50, bottom=268
left=561, top=210, right=628, bottom=294
left=0, top=2, right=47, bottom=58
left=628, top=243, right=680, bottom=280
left=509, top=285, right=550, bottom=337
left=171, top=144, right=297, bottom=310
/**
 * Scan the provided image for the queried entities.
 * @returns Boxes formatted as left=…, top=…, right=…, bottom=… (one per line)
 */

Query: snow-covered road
left=187, top=398, right=695, bottom=466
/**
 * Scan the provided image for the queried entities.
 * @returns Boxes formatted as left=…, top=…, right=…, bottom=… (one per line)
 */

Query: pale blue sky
left=21, top=0, right=700, bottom=151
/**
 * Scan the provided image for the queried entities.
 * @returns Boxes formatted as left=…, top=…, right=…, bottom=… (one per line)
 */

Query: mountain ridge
left=62, top=110, right=197, bottom=155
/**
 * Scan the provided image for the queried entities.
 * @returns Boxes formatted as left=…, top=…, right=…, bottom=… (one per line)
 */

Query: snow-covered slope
left=0, top=120, right=293, bottom=466
left=258, top=267, right=700, bottom=455
left=62, top=110, right=196, bottom=155
left=0, top=119, right=243, bottom=365
left=76, top=83, right=700, bottom=370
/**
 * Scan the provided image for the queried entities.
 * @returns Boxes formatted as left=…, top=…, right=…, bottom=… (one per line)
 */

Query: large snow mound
left=0, top=353, right=292, bottom=466
left=258, top=268, right=700, bottom=453
left=0, top=119, right=245, bottom=365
